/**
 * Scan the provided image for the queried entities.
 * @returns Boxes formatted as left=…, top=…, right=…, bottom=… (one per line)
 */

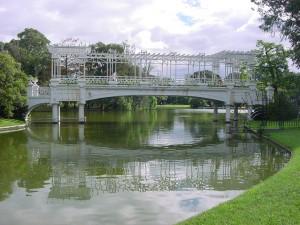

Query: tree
left=4, top=39, right=21, bottom=62
left=0, top=42, right=4, bottom=52
left=5, top=28, right=51, bottom=84
left=0, top=52, right=27, bottom=117
left=251, top=0, right=300, bottom=67
left=191, top=70, right=221, bottom=80
left=190, top=98, right=209, bottom=108
left=89, top=42, right=140, bottom=77
left=254, top=40, right=290, bottom=94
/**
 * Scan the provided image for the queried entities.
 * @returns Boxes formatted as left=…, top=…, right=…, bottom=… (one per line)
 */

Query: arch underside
left=85, top=89, right=229, bottom=103
left=26, top=102, right=50, bottom=121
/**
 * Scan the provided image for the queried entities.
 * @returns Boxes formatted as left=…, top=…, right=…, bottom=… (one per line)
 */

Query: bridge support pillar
left=247, top=105, right=253, bottom=120
left=233, top=105, right=238, bottom=121
left=52, top=124, right=60, bottom=142
left=225, top=105, right=231, bottom=123
left=79, top=124, right=85, bottom=141
left=78, top=103, right=85, bottom=124
left=213, top=104, right=218, bottom=122
left=52, top=103, right=60, bottom=124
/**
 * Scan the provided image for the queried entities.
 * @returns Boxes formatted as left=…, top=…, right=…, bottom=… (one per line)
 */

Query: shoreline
left=0, top=119, right=26, bottom=134
left=0, top=124, right=26, bottom=133
left=178, top=128, right=299, bottom=225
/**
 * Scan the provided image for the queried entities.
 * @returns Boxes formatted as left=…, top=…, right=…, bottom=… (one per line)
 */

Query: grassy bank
left=0, top=118, right=24, bottom=127
left=247, top=119, right=300, bottom=130
left=178, top=128, right=300, bottom=225
left=157, top=104, right=190, bottom=109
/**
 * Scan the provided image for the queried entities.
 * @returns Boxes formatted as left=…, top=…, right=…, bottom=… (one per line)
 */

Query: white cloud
left=133, top=30, right=168, bottom=50
left=0, top=0, right=287, bottom=54
left=0, top=6, right=7, bottom=12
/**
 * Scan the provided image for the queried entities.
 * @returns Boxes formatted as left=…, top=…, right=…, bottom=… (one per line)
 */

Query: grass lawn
left=157, top=104, right=191, bottom=109
left=247, top=119, right=300, bottom=130
left=0, top=118, right=24, bottom=127
left=177, top=128, right=300, bottom=225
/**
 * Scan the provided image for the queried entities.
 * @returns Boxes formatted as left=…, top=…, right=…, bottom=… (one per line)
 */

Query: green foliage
left=266, top=94, right=298, bottom=121
left=0, top=132, right=50, bottom=200
left=0, top=42, right=4, bottom=52
left=254, top=41, right=300, bottom=121
left=150, top=96, right=158, bottom=108
left=5, top=28, right=51, bottom=84
left=253, top=90, right=299, bottom=122
left=252, top=0, right=300, bottom=67
left=156, top=96, right=168, bottom=105
left=4, top=39, right=21, bottom=62
left=249, top=119, right=300, bottom=130
left=191, top=70, right=221, bottom=80
left=190, top=98, right=209, bottom=108
left=157, top=95, right=212, bottom=109
left=0, top=52, right=27, bottom=117
left=255, top=40, right=290, bottom=93
left=132, top=96, right=157, bottom=110
left=87, top=96, right=157, bottom=111
left=239, top=63, right=249, bottom=81
left=281, top=72, right=300, bottom=96
left=158, top=96, right=190, bottom=105
left=0, top=119, right=24, bottom=127
left=88, top=42, right=139, bottom=77
left=91, top=42, right=124, bottom=53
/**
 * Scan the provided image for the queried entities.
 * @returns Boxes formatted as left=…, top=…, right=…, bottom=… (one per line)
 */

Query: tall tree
left=251, top=0, right=300, bottom=67
left=254, top=40, right=290, bottom=95
left=0, top=52, right=27, bottom=117
left=0, top=42, right=4, bottom=52
left=5, top=28, right=51, bottom=84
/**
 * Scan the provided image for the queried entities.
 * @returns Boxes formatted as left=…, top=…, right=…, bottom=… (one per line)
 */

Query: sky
left=0, top=0, right=290, bottom=55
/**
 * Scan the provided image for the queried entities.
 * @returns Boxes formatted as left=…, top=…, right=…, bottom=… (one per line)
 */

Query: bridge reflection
left=24, top=124, right=290, bottom=201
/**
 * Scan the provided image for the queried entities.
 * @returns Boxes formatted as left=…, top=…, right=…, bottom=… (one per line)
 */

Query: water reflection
left=24, top=111, right=290, bottom=198
left=0, top=110, right=290, bottom=225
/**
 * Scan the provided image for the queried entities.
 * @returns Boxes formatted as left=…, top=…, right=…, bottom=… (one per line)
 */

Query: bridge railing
left=38, top=87, right=50, bottom=96
left=81, top=76, right=228, bottom=87
left=49, top=76, right=256, bottom=88
left=28, top=84, right=50, bottom=97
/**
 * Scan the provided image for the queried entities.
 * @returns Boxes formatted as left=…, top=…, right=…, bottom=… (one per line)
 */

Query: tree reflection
left=0, top=131, right=51, bottom=200
left=0, top=110, right=290, bottom=202
left=25, top=136, right=289, bottom=200
left=0, top=132, right=27, bottom=200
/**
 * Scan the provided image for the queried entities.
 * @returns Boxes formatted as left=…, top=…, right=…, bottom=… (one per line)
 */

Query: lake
left=0, top=109, right=290, bottom=225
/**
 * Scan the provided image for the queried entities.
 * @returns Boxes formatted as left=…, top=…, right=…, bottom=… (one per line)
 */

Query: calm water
left=0, top=109, right=290, bottom=225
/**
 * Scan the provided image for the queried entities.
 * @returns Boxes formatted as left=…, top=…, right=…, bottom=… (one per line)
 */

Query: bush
left=266, top=94, right=298, bottom=120
left=190, top=98, right=209, bottom=109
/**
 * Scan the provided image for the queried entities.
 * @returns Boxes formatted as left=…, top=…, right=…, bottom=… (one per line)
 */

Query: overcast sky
left=0, top=0, right=289, bottom=54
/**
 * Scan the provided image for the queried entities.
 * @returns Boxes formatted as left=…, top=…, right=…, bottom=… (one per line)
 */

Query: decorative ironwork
left=48, top=44, right=257, bottom=84
left=38, top=87, right=50, bottom=96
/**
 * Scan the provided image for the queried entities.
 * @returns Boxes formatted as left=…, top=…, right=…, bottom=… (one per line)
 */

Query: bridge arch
left=25, top=103, right=50, bottom=123
left=85, top=88, right=228, bottom=103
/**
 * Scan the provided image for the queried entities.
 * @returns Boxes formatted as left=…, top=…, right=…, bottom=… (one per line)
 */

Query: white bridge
left=27, top=44, right=274, bottom=123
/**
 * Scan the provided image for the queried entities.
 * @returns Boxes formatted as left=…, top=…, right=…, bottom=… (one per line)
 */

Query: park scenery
left=0, top=0, right=299, bottom=225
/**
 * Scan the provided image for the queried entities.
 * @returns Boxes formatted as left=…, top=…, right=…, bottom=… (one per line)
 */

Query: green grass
left=177, top=128, right=300, bottom=225
left=157, top=104, right=191, bottom=109
left=0, top=118, right=24, bottom=127
left=247, top=119, right=300, bottom=130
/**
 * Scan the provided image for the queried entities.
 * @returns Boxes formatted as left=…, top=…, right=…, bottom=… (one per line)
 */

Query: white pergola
left=48, top=44, right=257, bottom=82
